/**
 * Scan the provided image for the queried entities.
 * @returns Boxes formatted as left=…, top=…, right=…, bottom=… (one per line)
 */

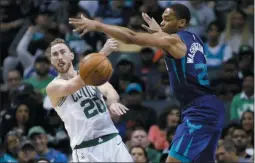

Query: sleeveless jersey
left=55, top=85, right=118, bottom=149
left=164, top=30, right=213, bottom=107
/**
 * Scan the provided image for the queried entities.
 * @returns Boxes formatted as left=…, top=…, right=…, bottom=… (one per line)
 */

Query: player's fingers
left=110, top=42, right=118, bottom=47
left=69, top=18, right=80, bottom=21
left=69, top=18, right=83, bottom=23
left=116, top=106, right=124, bottom=115
left=69, top=21, right=84, bottom=26
left=79, top=28, right=88, bottom=37
left=142, top=12, right=152, bottom=24
left=81, top=14, right=87, bottom=20
left=120, top=106, right=127, bottom=114
left=141, top=24, right=152, bottom=32
left=73, top=26, right=84, bottom=33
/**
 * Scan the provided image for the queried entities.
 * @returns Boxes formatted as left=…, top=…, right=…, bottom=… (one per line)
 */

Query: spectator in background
left=211, top=59, right=242, bottom=94
left=117, top=14, right=144, bottom=52
left=230, top=73, right=254, bottom=120
left=95, top=0, right=133, bottom=26
left=241, top=111, right=254, bottom=137
left=216, top=140, right=250, bottom=163
left=67, top=7, right=106, bottom=55
left=221, top=123, right=240, bottom=141
left=220, top=9, right=253, bottom=54
left=204, top=21, right=232, bottom=80
left=238, top=45, right=254, bottom=79
left=11, top=25, right=57, bottom=81
left=17, top=140, right=37, bottom=163
left=3, top=131, right=21, bottom=160
left=139, top=48, right=155, bottom=85
left=110, top=111, right=127, bottom=141
left=43, top=109, right=70, bottom=155
left=177, top=0, right=216, bottom=39
left=110, top=57, right=145, bottom=94
left=231, top=127, right=252, bottom=159
left=128, top=127, right=161, bottom=163
left=121, top=83, right=157, bottom=131
left=0, top=0, right=25, bottom=64
left=1, top=103, right=34, bottom=138
left=130, top=146, right=148, bottom=163
left=0, top=69, right=22, bottom=111
left=0, top=135, right=17, bottom=162
left=146, top=57, right=171, bottom=100
left=28, top=126, right=68, bottom=163
left=240, top=111, right=254, bottom=155
left=23, top=55, right=54, bottom=97
left=148, top=107, right=180, bottom=150
left=139, top=0, right=164, bottom=24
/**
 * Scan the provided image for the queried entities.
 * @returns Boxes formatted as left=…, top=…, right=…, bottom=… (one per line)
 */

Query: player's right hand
left=109, top=103, right=129, bottom=116
left=141, top=12, right=162, bottom=33
left=99, top=38, right=119, bottom=56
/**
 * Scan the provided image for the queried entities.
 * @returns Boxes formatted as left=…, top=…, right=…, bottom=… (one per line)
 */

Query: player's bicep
left=46, top=76, right=85, bottom=98
left=46, top=80, right=70, bottom=98
left=132, top=32, right=172, bottom=49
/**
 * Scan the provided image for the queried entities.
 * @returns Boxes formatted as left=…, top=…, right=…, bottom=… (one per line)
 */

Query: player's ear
left=178, top=19, right=186, bottom=28
left=70, top=52, right=74, bottom=60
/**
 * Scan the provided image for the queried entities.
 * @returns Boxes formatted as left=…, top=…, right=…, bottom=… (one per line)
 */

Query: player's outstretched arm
left=97, top=82, right=119, bottom=105
left=46, top=75, right=86, bottom=98
left=69, top=15, right=186, bottom=58
left=97, top=82, right=128, bottom=115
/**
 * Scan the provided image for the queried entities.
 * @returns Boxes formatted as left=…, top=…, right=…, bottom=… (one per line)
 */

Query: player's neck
left=59, top=65, right=77, bottom=80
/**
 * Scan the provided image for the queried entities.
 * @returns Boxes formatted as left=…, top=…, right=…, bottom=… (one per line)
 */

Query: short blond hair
left=47, top=38, right=71, bottom=58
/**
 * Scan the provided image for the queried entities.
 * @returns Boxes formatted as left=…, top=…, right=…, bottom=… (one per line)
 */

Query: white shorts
left=72, top=135, right=134, bottom=162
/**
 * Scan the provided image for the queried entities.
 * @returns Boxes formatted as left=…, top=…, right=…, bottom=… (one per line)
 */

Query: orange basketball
left=79, top=53, right=113, bottom=86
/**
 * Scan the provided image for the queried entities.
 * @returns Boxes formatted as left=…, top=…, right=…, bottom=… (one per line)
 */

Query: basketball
left=79, top=53, right=113, bottom=86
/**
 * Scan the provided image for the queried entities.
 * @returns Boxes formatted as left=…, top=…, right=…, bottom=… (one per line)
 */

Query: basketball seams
left=80, top=56, right=108, bottom=83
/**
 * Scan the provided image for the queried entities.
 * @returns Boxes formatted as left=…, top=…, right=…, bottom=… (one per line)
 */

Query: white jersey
left=55, top=85, right=118, bottom=149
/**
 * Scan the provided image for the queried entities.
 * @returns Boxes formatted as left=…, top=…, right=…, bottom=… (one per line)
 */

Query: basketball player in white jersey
left=46, top=38, right=134, bottom=162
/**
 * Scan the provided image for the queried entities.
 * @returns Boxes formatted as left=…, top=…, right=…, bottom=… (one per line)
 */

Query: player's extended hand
left=141, top=12, right=162, bottom=33
left=109, top=103, right=129, bottom=116
left=99, top=38, right=119, bottom=56
left=69, top=15, right=98, bottom=37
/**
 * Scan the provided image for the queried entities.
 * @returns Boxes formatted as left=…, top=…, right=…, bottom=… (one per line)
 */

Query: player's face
left=160, top=8, right=185, bottom=34
left=50, top=43, right=74, bottom=73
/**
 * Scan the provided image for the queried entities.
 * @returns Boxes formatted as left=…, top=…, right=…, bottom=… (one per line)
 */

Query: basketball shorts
left=72, top=134, right=134, bottom=162
left=168, top=95, right=225, bottom=163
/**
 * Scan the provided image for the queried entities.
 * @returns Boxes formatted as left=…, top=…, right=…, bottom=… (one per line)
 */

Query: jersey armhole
left=57, top=96, right=67, bottom=107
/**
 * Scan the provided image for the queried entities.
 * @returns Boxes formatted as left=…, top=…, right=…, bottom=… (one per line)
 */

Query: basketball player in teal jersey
left=70, top=4, right=225, bottom=163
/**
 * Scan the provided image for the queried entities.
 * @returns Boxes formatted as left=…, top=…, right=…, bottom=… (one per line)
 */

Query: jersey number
left=195, top=63, right=209, bottom=86
left=80, top=97, right=106, bottom=119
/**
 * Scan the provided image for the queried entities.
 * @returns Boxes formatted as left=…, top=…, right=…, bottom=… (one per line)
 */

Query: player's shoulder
left=46, top=77, right=62, bottom=94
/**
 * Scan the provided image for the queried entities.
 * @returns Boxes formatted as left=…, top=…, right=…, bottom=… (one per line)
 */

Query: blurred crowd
left=0, top=0, right=254, bottom=163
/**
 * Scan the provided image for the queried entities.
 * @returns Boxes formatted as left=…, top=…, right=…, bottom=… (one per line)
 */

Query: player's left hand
left=99, top=38, right=119, bottom=56
left=109, top=103, right=129, bottom=116
left=69, top=15, right=98, bottom=37
left=141, top=12, right=162, bottom=33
